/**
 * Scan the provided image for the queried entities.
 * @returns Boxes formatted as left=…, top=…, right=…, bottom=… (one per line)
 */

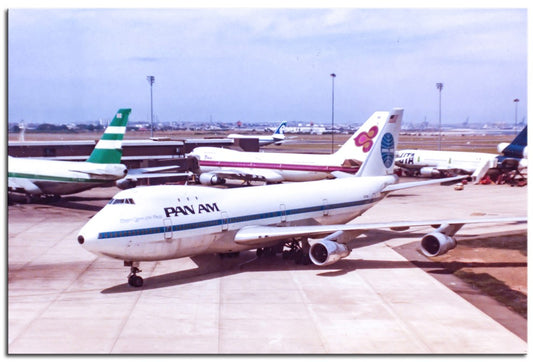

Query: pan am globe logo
left=381, top=133, right=395, bottom=168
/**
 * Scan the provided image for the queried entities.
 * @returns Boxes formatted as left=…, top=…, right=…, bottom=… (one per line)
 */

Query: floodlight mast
left=513, top=98, right=520, bottom=135
left=147, top=75, right=155, bottom=138
left=330, top=73, right=336, bottom=154
left=436, top=82, right=443, bottom=151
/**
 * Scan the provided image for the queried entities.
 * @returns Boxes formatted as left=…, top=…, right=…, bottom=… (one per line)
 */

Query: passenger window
left=108, top=198, right=135, bottom=205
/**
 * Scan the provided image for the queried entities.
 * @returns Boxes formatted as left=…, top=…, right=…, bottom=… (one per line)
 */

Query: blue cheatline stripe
left=97, top=196, right=383, bottom=240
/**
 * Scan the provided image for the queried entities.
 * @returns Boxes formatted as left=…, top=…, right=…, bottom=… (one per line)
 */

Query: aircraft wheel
left=256, top=248, right=264, bottom=257
left=128, top=275, right=143, bottom=287
left=294, top=250, right=303, bottom=264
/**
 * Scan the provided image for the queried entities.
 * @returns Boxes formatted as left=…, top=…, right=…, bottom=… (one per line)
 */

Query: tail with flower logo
left=333, top=108, right=403, bottom=177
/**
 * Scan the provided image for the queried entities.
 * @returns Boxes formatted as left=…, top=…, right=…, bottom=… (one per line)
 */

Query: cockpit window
left=108, top=198, right=135, bottom=205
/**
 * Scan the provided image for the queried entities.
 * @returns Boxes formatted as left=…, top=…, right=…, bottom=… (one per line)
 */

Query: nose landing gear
left=125, top=261, right=143, bottom=287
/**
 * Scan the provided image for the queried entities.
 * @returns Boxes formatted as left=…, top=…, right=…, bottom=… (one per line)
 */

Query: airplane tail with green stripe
left=86, top=108, right=131, bottom=164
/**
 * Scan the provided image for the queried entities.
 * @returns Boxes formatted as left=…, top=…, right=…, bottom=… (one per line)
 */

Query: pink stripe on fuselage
left=199, top=160, right=359, bottom=173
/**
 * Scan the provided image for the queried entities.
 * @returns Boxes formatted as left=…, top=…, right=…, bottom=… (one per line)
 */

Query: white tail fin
left=354, top=108, right=403, bottom=177
left=334, top=111, right=388, bottom=167
left=273, top=121, right=287, bottom=135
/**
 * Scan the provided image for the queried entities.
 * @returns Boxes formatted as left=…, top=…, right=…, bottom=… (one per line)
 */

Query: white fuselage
left=396, top=149, right=497, bottom=174
left=190, top=147, right=357, bottom=182
left=226, top=134, right=285, bottom=146
left=8, top=156, right=127, bottom=195
left=78, top=175, right=397, bottom=262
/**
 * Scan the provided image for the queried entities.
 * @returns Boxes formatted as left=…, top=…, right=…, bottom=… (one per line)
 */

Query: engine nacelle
left=116, top=178, right=137, bottom=190
left=309, top=239, right=350, bottom=266
left=420, top=232, right=457, bottom=257
left=199, top=173, right=226, bottom=185
left=419, top=167, right=441, bottom=178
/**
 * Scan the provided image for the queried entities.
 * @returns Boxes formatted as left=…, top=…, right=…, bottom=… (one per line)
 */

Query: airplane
left=496, top=126, right=528, bottom=173
left=188, top=111, right=396, bottom=185
left=226, top=121, right=287, bottom=147
left=8, top=108, right=131, bottom=201
left=76, top=107, right=524, bottom=287
left=395, top=126, right=528, bottom=181
left=8, top=108, right=187, bottom=202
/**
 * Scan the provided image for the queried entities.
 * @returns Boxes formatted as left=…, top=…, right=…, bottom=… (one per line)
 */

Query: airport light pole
left=513, top=98, right=520, bottom=135
left=436, top=82, right=443, bottom=151
left=147, top=75, right=155, bottom=138
left=330, top=73, right=336, bottom=153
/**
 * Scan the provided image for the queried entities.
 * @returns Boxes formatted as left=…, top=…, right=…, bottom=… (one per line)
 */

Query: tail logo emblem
left=381, top=133, right=395, bottom=168
left=354, top=126, right=379, bottom=152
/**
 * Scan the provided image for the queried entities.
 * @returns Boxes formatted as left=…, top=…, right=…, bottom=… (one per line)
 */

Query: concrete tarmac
left=7, top=181, right=527, bottom=354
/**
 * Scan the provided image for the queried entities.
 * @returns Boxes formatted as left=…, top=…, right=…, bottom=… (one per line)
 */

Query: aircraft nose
left=76, top=221, right=102, bottom=255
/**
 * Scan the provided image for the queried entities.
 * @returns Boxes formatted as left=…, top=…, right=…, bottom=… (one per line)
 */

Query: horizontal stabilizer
left=68, top=168, right=112, bottom=176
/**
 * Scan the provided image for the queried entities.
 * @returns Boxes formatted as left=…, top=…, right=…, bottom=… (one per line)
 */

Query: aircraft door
left=322, top=199, right=329, bottom=216
left=163, top=218, right=173, bottom=239
left=221, top=211, right=229, bottom=231
left=280, top=204, right=287, bottom=222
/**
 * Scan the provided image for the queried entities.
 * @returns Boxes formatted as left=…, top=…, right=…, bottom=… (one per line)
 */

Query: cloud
left=7, top=8, right=528, bottom=125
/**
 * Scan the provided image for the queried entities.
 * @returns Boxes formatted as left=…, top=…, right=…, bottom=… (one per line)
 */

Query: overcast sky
left=7, top=7, right=528, bottom=127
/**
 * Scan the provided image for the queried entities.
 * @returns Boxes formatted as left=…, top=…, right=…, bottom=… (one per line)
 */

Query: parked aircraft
left=226, top=121, right=287, bottom=147
left=77, top=108, right=523, bottom=287
left=496, top=126, right=528, bottom=173
left=395, top=126, right=528, bottom=181
left=8, top=109, right=131, bottom=201
left=189, top=110, right=402, bottom=185
left=8, top=108, right=186, bottom=202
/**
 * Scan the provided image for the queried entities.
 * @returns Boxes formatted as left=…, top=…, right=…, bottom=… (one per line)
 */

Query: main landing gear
left=125, top=261, right=143, bottom=287
left=256, top=239, right=311, bottom=265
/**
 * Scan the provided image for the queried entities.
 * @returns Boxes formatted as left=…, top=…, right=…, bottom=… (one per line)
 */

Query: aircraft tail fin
left=86, top=108, right=131, bottom=164
left=273, top=121, right=287, bottom=136
left=500, top=126, right=527, bottom=158
left=354, top=108, right=403, bottom=177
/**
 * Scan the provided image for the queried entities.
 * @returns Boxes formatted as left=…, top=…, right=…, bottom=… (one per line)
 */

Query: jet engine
left=419, top=167, right=441, bottom=178
left=309, top=239, right=350, bottom=266
left=199, top=173, right=226, bottom=185
left=420, top=232, right=457, bottom=257
left=116, top=178, right=137, bottom=190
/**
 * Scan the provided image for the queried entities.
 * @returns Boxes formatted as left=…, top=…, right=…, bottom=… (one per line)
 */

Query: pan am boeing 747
left=77, top=108, right=525, bottom=287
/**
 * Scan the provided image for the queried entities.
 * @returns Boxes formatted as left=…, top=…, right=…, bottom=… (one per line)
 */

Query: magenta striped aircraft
left=189, top=109, right=403, bottom=185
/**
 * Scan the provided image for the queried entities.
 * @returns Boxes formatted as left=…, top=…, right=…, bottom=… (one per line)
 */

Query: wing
left=8, top=177, right=42, bottom=194
left=125, top=171, right=191, bottom=180
left=127, top=165, right=180, bottom=175
left=233, top=217, right=526, bottom=247
left=125, top=164, right=190, bottom=180
left=203, top=168, right=284, bottom=183
left=394, top=161, right=428, bottom=171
